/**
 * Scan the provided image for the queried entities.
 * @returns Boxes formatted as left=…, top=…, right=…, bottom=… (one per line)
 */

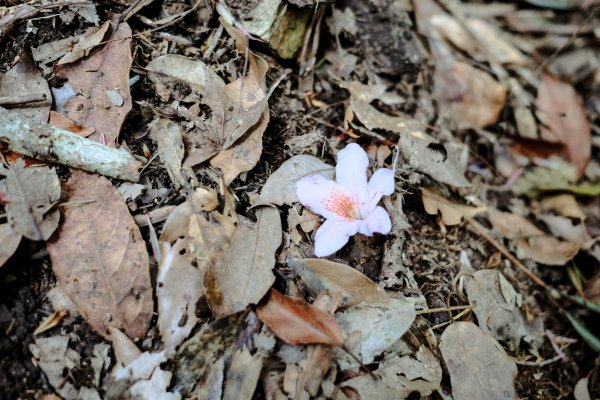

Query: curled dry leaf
left=57, top=21, right=110, bottom=65
left=536, top=74, right=591, bottom=178
left=435, top=60, right=506, bottom=129
left=0, top=159, right=60, bottom=241
left=517, top=235, right=580, bottom=265
left=421, top=187, right=486, bottom=226
left=440, top=322, right=517, bottom=400
left=47, top=171, right=153, bottom=339
left=488, top=210, right=544, bottom=239
left=205, top=207, right=281, bottom=318
left=255, top=154, right=334, bottom=206
left=33, top=310, right=69, bottom=336
left=54, top=20, right=133, bottom=145
left=256, top=289, right=344, bottom=346
left=0, top=223, right=21, bottom=268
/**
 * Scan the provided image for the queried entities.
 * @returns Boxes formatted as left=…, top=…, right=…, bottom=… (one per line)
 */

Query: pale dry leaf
left=465, top=269, right=543, bottom=351
left=255, top=154, right=335, bottom=206
left=205, top=207, right=281, bottom=318
left=54, top=20, right=133, bottom=144
left=574, top=377, right=591, bottom=400
left=159, top=188, right=218, bottom=243
left=517, top=235, right=580, bottom=265
left=0, top=160, right=60, bottom=241
left=341, top=345, right=442, bottom=399
left=488, top=210, right=544, bottom=239
left=335, top=298, right=416, bottom=366
left=303, top=258, right=389, bottom=307
left=0, top=223, right=21, bottom=268
left=117, top=182, right=146, bottom=202
left=108, top=326, right=141, bottom=367
left=537, top=214, right=590, bottom=244
left=540, top=194, right=586, bottom=220
left=150, top=118, right=186, bottom=188
left=436, top=60, right=507, bottom=129
left=465, top=19, right=526, bottom=65
left=440, top=322, right=517, bottom=400
left=47, top=171, right=153, bottom=339
left=57, top=21, right=110, bottom=65
left=222, top=347, right=263, bottom=400
left=536, top=74, right=591, bottom=177
left=0, top=49, right=51, bottom=121
left=421, top=187, right=485, bottom=226
left=256, top=289, right=344, bottom=346
left=157, top=239, right=204, bottom=353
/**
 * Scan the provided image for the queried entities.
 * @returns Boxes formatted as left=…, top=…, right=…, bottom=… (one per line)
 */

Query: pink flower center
left=323, top=191, right=359, bottom=221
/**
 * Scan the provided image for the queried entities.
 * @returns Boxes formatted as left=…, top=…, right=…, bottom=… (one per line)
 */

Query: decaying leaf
left=517, top=235, right=580, bottom=265
left=488, top=210, right=544, bottom=239
left=205, top=207, right=281, bottom=318
left=341, top=345, right=442, bottom=399
left=345, top=83, right=469, bottom=187
left=421, top=187, right=485, bottom=226
left=0, top=223, right=21, bottom=267
left=257, top=289, right=344, bottom=346
left=222, top=348, right=263, bottom=400
left=303, top=258, right=389, bottom=307
left=47, top=171, right=153, bottom=339
left=255, top=154, right=334, bottom=206
left=465, top=269, right=543, bottom=351
left=54, top=20, right=133, bottom=144
left=0, top=160, right=60, bottom=241
left=335, top=297, right=416, bottom=366
left=157, top=239, right=204, bottom=353
left=440, top=322, right=517, bottom=400
left=149, top=118, right=187, bottom=188
left=0, top=49, right=51, bottom=121
left=435, top=60, right=507, bottom=129
left=536, top=74, right=591, bottom=177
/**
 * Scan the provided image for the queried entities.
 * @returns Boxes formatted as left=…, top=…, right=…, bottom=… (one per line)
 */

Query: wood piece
left=0, top=106, right=141, bottom=181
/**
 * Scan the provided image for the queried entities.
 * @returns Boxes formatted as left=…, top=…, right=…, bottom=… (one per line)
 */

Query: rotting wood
left=0, top=106, right=141, bottom=181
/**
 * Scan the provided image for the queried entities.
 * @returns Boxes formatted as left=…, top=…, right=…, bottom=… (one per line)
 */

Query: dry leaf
left=421, top=187, right=485, bottom=226
left=33, top=310, right=68, bottom=336
left=465, top=19, right=526, bottom=65
left=47, top=171, right=153, bottom=339
left=488, top=210, right=544, bottom=239
left=54, top=20, right=133, bottom=144
left=436, top=60, right=506, bottom=129
left=157, top=239, right=204, bottom=352
left=48, top=111, right=96, bottom=137
left=465, top=269, right=543, bottom=351
left=205, top=207, right=281, bottom=318
left=0, top=160, right=60, bottom=240
left=255, top=154, right=335, bottom=206
left=109, top=326, right=142, bottom=366
left=149, top=118, right=186, bottom=188
left=540, top=194, right=586, bottom=220
left=0, top=49, right=51, bottom=121
left=257, top=289, right=344, bottom=346
left=222, top=348, right=263, bottom=400
left=537, top=213, right=590, bottom=244
left=57, top=21, right=110, bottom=65
left=536, top=74, right=591, bottom=177
left=517, top=235, right=580, bottom=265
left=584, top=272, right=600, bottom=305
left=0, top=223, right=21, bottom=267
left=303, top=258, right=389, bottom=307
left=440, top=322, right=517, bottom=400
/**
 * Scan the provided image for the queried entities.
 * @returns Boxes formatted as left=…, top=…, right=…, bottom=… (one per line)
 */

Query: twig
left=416, top=304, right=473, bottom=315
left=515, top=355, right=563, bottom=367
left=0, top=94, right=50, bottom=107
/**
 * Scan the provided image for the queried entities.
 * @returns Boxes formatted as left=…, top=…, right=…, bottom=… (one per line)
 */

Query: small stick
left=416, top=304, right=473, bottom=315
left=0, top=94, right=50, bottom=106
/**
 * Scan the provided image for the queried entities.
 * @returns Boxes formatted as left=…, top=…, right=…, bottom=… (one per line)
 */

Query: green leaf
left=565, top=312, right=600, bottom=352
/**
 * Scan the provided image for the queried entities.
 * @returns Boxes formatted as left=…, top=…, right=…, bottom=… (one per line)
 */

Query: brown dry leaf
left=435, top=60, right=506, bottom=129
left=540, top=194, right=586, bottom=220
left=159, top=188, right=218, bottom=243
left=156, top=239, right=204, bottom=353
left=47, top=171, right=153, bottom=339
left=149, top=118, right=186, bottom=188
left=205, top=207, right=281, bottom=318
left=536, top=214, right=591, bottom=244
left=54, top=20, right=133, bottom=144
left=536, top=74, right=591, bottom=177
left=0, top=49, right=51, bottom=121
left=33, top=310, right=68, bottom=336
left=440, top=322, right=517, bottom=400
left=303, top=258, right=389, bottom=307
left=488, top=210, right=544, bottom=239
left=517, top=235, right=580, bottom=265
left=0, top=223, right=21, bottom=268
left=421, top=187, right=486, bottom=226
left=57, top=20, right=110, bottom=65
left=48, top=111, right=96, bottom=137
left=256, top=289, right=344, bottom=346
left=0, top=159, right=60, bottom=241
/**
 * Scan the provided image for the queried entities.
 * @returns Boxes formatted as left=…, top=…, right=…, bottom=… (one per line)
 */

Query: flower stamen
left=323, top=192, right=358, bottom=221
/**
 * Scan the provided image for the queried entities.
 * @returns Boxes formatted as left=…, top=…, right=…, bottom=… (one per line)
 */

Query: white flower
left=296, top=143, right=395, bottom=257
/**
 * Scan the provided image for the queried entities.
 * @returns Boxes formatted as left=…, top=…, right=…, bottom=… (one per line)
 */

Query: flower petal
left=314, top=220, right=361, bottom=257
left=296, top=175, right=356, bottom=221
left=365, top=168, right=395, bottom=213
left=335, top=143, right=369, bottom=203
left=359, top=206, right=392, bottom=236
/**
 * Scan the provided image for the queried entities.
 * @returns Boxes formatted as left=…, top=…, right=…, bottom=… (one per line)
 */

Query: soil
left=1, top=0, right=599, bottom=399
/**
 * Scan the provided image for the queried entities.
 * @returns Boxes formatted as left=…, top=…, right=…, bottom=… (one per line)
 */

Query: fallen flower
left=296, top=143, right=394, bottom=257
